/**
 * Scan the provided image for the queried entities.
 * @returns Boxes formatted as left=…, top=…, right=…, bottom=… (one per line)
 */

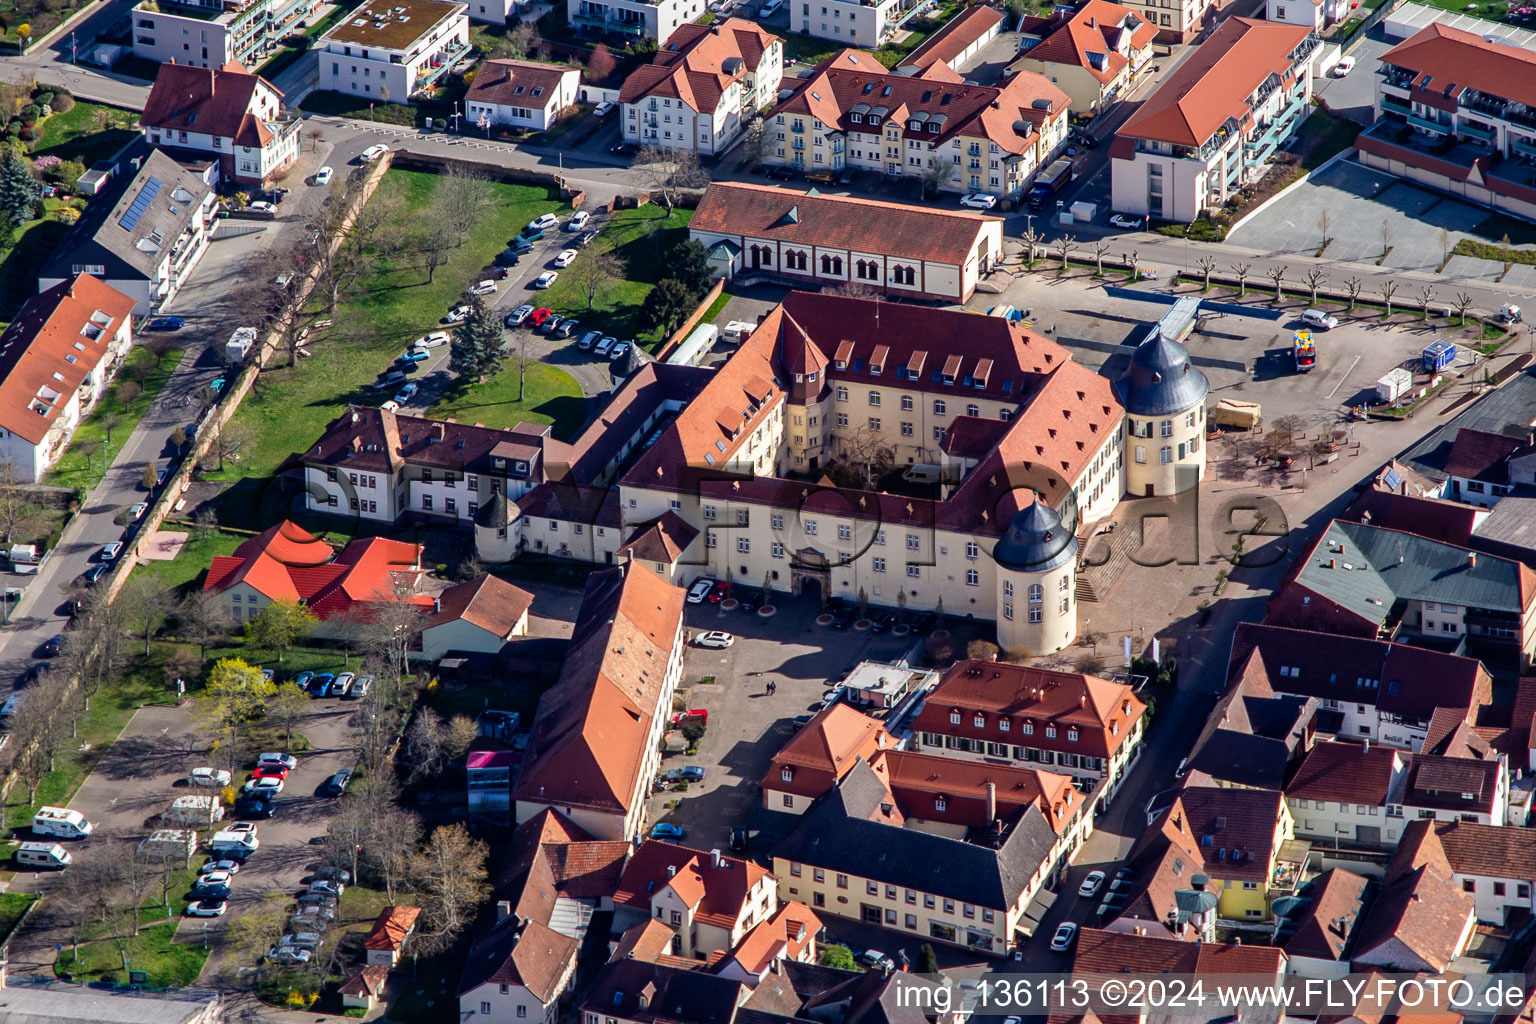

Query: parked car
left=649, top=822, right=685, bottom=840
left=610, top=142, right=639, bottom=157
left=467, top=279, right=498, bottom=296
left=83, top=565, right=109, bottom=586
left=248, top=200, right=277, bottom=215
left=554, top=319, right=580, bottom=339
left=662, top=766, right=707, bottom=783
left=594, top=100, right=616, bottom=117
left=269, top=946, right=313, bottom=965
left=399, top=348, right=430, bottom=366
left=243, top=777, right=283, bottom=798
left=576, top=229, right=600, bottom=248
left=347, top=675, right=373, bottom=700
left=148, top=317, right=185, bottom=331
left=195, top=869, right=234, bottom=891
left=1301, top=309, right=1339, bottom=330
left=40, top=635, right=63, bottom=657
left=506, top=304, right=535, bottom=327
left=252, top=764, right=289, bottom=781
left=594, top=336, right=616, bottom=357
left=529, top=307, right=553, bottom=327
left=307, top=879, right=345, bottom=897
left=534, top=271, right=559, bottom=288
left=857, top=950, right=895, bottom=971
left=314, top=166, right=334, bottom=185
left=1079, top=870, right=1106, bottom=897
left=361, top=144, right=389, bottom=161
left=443, top=304, right=472, bottom=324
left=1050, top=922, right=1079, bottom=952
left=324, top=769, right=353, bottom=796
left=200, top=858, right=242, bottom=876
left=686, top=579, right=716, bottom=604
left=609, top=340, right=631, bottom=361
left=234, top=797, right=276, bottom=819
left=186, top=899, right=228, bottom=917
left=805, top=168, right=835, bottom=184
left=312, top=866, right=352, bottom=884
left=1333, top=55, right=1356, bottom=76
left=1109, top=213, right=1144, bottom=229
left=835, top=166, right=858, bottom=185
left=960, top=193, right=997, bottom=210
left=695, top=631, right=734, bottom=649
left=766, top=165, right=798, bottom=181
left=707, top=580, right=729, bottom=604
left=395, top=382, right=419, bottom=404
left=553, top=249, right=578, bottom=268
left=576, top=330, right=602, bottom=351
left=259, top=752, right=298, bottom=771
left=567, top=211, right=591, bottom=231
left=296, top=892, right=338, bottom=909
left=541, top=314, right=565, bottom=336
left=730, top=826, right=748, bottom=852
left=413, top=331, right=450, bottom=349
left=129, top=501, right=148, bottom=520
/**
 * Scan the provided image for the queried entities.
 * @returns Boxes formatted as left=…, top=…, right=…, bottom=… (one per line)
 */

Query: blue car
left=148, top=316, right=185, bottom=331
left=399, top=348, right=429, bottom=365
left=650, top=822, right=685, bottom=841
left=210, top=378, right=227, bottom=395
left=292, top=671, right=315, bottom=692
left=312, top=672, right=335, bottom=696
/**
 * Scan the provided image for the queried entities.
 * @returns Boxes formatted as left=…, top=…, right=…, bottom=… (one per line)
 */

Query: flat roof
left=1384, top=1, right=1536, bottom=48
left=323, top=0, right=465, bottom=51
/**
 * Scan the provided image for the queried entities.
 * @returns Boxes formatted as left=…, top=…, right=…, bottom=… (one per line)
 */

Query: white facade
left=621, top=35, right=781, bottom=156
left=317, top=0, right=471, bottom=103
left=568, top=0, right=696, bottom=44
left=143, top=73, right=301, bottom=185
left=1124, top=407, right=1206, bottom=497
left=1266, top=0, right=1324, bottom=30
left=465, top=66, right=580, bottom=130
left=1286, top=796, right=1407, bottom=849
left=461, top=962, right=575, bottom=1024
left=796, top=0, right=907, bottom=47
left=131, top=0, right=318, bottom=68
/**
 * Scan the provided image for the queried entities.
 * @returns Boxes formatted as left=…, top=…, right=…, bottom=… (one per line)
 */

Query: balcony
left=1513, top=135, right=1536, bottom=159
left=1381, top=95, right=1411, bottom=117
left=1457, top=120, right=1495, bottom=144
left=1408, top=112, right=1451, bottom=135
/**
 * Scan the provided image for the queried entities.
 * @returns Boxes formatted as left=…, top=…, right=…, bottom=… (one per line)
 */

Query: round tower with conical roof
left=993, top=499, right=1079, bottom=654
left=1115, top=328, right=1210, bottom=498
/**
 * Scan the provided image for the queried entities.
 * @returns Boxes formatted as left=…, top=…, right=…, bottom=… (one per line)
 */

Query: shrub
left=36, top=90, right=53, bottom=107
left=53, top=206, right=79, bottom=224
left=54, top=159, right=85, bottom=185
left=18, top=124, right=38, bottom=142
left=20, top=104, right=40, bottom=124
left=51, top=93, right=74, bottom=113
left=966, top=639, right=998, bottom=661
left=679, top=717, right=706, bottom=744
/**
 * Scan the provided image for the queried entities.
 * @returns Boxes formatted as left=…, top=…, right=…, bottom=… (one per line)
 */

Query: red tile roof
left=1285, top=742, right=1403, bottom=805
left=692, top=182, right=1001, bottom=268
left=724, top=901, right=820, bottom=975
left=363, top=905, right=421, bottom=952
left=1118, top=18, right=1312, bottom=147
left=1356, top=819, right=1475, bottom=972
left=619, top=511, right=700, bottom=565
left=142, top=61, right=284, bottom=149
left=619, top=18, right=779, bottom=111
left=1444, top=427, right=1527, bottom=484
left=900, top=4, right=1005, bottom=70
left=612, top=841, right=771, bottom=930
left=466, top=60, right=576, bottom=110
left=1381, top=22, right=1536, bottom=111
left=425, top=574, right=533, bottom=638
left=1433, top=820, right=1536, bottom=880
left=762, top=703, right=892, bottom=798
left=0, top=274, right=135, bottom=445
left=1163, top=785, right=1286, bottom=883
left=875, top=748, right=1084, bottom=834
left=1283, top=868, right=1369, bottom=962
left=1014, top=0, right=1155, bottom=84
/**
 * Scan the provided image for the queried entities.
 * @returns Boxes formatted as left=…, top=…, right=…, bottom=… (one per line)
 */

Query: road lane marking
left=1326, top=355, right=1360, bottom=399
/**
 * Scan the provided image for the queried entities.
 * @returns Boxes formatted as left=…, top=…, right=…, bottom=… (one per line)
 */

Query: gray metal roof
left=993, top=500, right=1076, bottom=572
left=1114, top=330, right=1209, bottom=416
left=0, top=980, right=219, bottom=1024
left=1401, top=368, right=1536, bottom=484
left=1295, top=520, right=1526, bottom=617
left=1473, top=493, right=1536, bottom=555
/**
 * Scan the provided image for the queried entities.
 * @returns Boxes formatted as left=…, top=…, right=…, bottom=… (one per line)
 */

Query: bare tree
left=6, top=669, right=69, bottom=803
left=405, top=707, right=448, bottom=782
left=268, top=684, right=312, bottom=750
left=1092, top=241, right=1111, bottom=276
left=737, top=118, right=773, bottom=166
left=830, top=423, right=895, bottom=490
left=364, top=807, right=422, bottom=903
left=920, top=155, right=950, bottom=197
left=1379, top=218, right=1393, bottom=259
left=408, top=823, right=490, bottom=956
left=1019, top=227, right=1042, bottom=267
left=436, top=167, right=497, bottom=245
left=1054, top=234, right=1078, bottom=272
left=633, top=147, right=709, bottom=213
left=0, top=459, right=39, bottom=544
left=236, top=246, right=317, bottom=368
left=202, top=417, right=253, bottom=473
left=1439, top=226, right=1452, bottom=268
left=1197, top=255, right=1218, bottom=290
left=1303, top=269, right=1328, bottom=306
left=1266, top=265, right=1287, bottom=303
left=1453, top=291, right=1474, bottom=326
left=116, top=379, right=142, bottom=412
left=177, top=589, right=231, bottom=659
left=118, top=573, right=173, bottom=656
left=1317, top=209, right=1332, bottom=252
left=311, top=185, right=404, bottom=312
left=570, top=248, right=627, bottom=312
left=360, top=593, right=428, bottom=679
left=1418, top=285, right=1437, bottom=321
left=414, top=214, right=457, bottom=286
left=1231, top=262, right=1252, bottom=298
left=829, top=281, right=882, bottom=300
left=1344, top=276, right=1363, bottom=312
left=1381, top=280, right=1399, bottom=316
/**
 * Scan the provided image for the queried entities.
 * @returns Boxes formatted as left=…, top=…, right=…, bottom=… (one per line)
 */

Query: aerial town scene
left=1, top=0, right=1536, bottom=1016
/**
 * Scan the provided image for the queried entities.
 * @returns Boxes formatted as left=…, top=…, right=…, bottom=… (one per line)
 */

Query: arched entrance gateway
left=790, top=547, right=831, bottom=601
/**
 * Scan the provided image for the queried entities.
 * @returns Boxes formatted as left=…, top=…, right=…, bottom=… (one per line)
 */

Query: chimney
left=497, top=900, right=512, bottom=922
left=985, top=781, right=997, bottom=823
left=1468, top=552, right=1477, bottom=569
left=352, top=436, right=362, bottom=452
left=1329, top=559, right=1336, bottom=569
left=711, top=848, right=723, bottom=868
left=433, top=596, right=441, bottom=614
left=667, top=864, right=677, bottom=877
left=1090, top=15, right=1096, bottom=26
left=351, top=411, right=359, bottom=423
left=1363, top=738, right=1370, bottom=753
left=209, top=65, right=216, bottom=95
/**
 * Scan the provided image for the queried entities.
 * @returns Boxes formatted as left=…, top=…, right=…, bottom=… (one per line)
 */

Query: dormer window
left=949, top=710, right=961, bottom=725
left=999, top=718, right=1010, bottom=732
left=1067, top=728, right=1079, bottom=743
left=973, top=713, right=985, bottom=728
left=869, top=116, right=881, bottom=126
left=850, top=112, right=863, bottom=123
left=927, top=123, right=939, bottom=133
left=781, top=767, right=793, bottom=782
left=909, top=119, right=922, bottom=131
left=935, top=796, right=947, bottom=812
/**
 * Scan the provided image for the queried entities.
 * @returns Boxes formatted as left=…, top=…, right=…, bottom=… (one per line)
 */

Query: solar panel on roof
left=120, top=176, right=164, bottom=232
left=1383, top=468, right=1402, bottom=491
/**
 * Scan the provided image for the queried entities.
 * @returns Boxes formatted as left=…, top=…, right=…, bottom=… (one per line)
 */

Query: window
left=873, top=557, right=887, bottom=573
left=1028, top=584, right=1043, bottom=602
left=966, top=404, right=979, bottom=417
left=1029, top=608, right=1042, bottom=623
left=1135, top=445, right=1146, bottom=464
left=1059, top=597, right=1070, bottom=614
left=966, top=569, right=979, bottom=586
left=935, top=796, right=947, bottom=812
left=934, top=400, right=946, bottom=415
left=518, top=1008, right=528, bottom=1019
left=836, top=874, right=848, bottom=889
left=1160, top=446, right=1173, bottom=464
left=805, top=521, right=818, bottom=535
left=772, top=514, right=784, bottom=530
left=837, top=386, right=848, bottom=401
left=867, top=881, right=879, bottom=895
left=483, top=1004, right=493, bottom=1015
left=737, top=537, right=751, bottom=553
left=772, top=542, right=785, bottom=558
left=907, top=534, right=920, bottom=550
left=901, top=395, right=914, bottom=411
left=868, top=391, right=881, bottom=406
left=868, top=417, right=880, bottom=431
left=966, top=541, right=979, bottom=559
left=907, top=564, right=921, bottom=578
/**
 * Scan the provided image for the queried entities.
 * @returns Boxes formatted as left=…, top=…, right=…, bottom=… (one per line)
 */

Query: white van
left=165, top=795, right=225, bottom=826
left=33, top=806, right=93, bottom=839
left=760, top=0, right=783, bottom=16
left=8, top=544, right=40, bottom=575
left=17, top=841, right=71, bottom=869
left=210, top=828, right=259, bottom=854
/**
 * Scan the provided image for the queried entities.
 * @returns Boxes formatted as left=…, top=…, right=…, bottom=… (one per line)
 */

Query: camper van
left=17, top=841, right=71, bottom=869
left=165, top=795, right=225, bottom=826
left=32, top=806, right=94, bottom=839
left=226, top=326, right=258, bottom=364
left=8, top=544, right=41, bottom=574
left=138, top=829, right=198, bottom=862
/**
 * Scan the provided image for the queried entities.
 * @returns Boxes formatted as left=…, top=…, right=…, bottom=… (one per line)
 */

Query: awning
left=1019, top=886, right=1059, bottom=935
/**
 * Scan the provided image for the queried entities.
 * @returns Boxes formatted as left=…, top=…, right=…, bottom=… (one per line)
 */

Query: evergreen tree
left=641, top=278, right=696, bottom=339
left=670, top=239, right=714, bottom=300
left=914, top=943, right=941, bottom=976
left=0, top=151, right=37, bottom=228
left=450, top=295, right=505, bottom=383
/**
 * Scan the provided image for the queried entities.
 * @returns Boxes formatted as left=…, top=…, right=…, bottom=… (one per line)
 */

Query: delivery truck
left=1027, top=159, right=1073, bottom=209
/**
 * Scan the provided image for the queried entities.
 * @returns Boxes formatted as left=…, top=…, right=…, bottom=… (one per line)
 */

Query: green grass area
left=55, top=919, right=211, bottom=987
left=205, top=168, right=564, bottom=520
left=34, top=102, right=140, bottom=168
left=1454, top=238, right=1536, bottom=266
left=1297, top=107, right=1361, bottom=172
left=44, top=345, right=186, bottom=494
left=132, top=527, right=247, bottom=595
left=533, top=205, right=694, bottom=350
left=429, top=361, right=584, bottom=437
left=0, top=0, right=98, bottom=50
left=300, top=91, right=419, bottom=125
left=0, top=198, right=77, bottom=319
left=0, top=892, right=38, bottom=944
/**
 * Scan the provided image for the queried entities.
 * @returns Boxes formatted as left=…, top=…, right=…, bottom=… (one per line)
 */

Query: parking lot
left=1312, top=31, right=1395, bottom=125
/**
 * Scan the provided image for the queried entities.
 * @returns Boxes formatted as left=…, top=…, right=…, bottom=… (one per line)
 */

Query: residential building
left=1111, top=0, right=1209, bottom=43
left=1114, top=321, right=1209, bottom=497
left=418, top=574, right=534, bottom=660
left=0, top=274, right=136, bottom=483
left=1059, top=929, right=1287, bottom=1007
left=38, top=146, right=218, bottom=315
left=909, top=660, right=1147, bottom=797
left=316, top=0, right=470, bottom=103
left=1429, top=819, right=1536, bottom=925
left=1357, top=24, right=1536, bottom=223
left=467, top=749, right=518, bottom=819
left=1283, top=741, right=1408, bottom=847
left=201, top=519, right=434, bottom=626
left=340, top=966, right=390, bottom=1012
left=1182, top=650, right=1316, bottom=790
left=1267, top=0, right=1340, bottom=33
left=763, top=50, right=1071, bottom=198
left=611, top=841, right=778, bottom=958
left=1272, top=868, right=1370, bottom=979
left=0, top=977, right=223, bottom=1024
left=1228, top=622, right=1493, bottom=751
left=1351, top=818, right=1476, bottom=972
left=1007, top=1, right=1156, bottom=114
left=1440, top=427, right=1530, bottom=508
left=794, top=0, right=917, bottom=48
left=300, top=409, right=564, bottom=526
left=363, top=905, right=421, bottom=966
left=131, top=0, right=319, bottom=70
left=513, top=563, right=686, bottom=840
left=772, top=759, right=1076, bottom=954
left=567, top=0, right=700, bottom=44
left=1401, top=748, right=1510, bottom=827
left=760, top=703, right=893, bottom=814
left=841, top=660, right=935, bottom=710
left=690, top=182, right=1004, bottom=302
left=465, top=60, right=580, bottom=131
left=739, top=961, right=966, bottom=1024
left=578, top=961, right=745, bottom=1024
left=1110, top=18, right=1320, bottom=221
left=1266, top=520, right=1536, bottom=662
left=714, top=902, right=822, bottom=986
left=619, top=19, right=782, bottom=155
left=897, top=5, right=1004, bottom=72
left=141, top=61, right=301, bottom=185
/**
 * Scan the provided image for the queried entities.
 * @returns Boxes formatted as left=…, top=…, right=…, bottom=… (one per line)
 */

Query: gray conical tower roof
left=993, top=500, right=1076, bottom=572
left=1115, top=331, right=1209, bottom=416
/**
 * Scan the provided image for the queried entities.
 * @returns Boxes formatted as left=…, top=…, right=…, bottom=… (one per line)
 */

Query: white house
left=0, top=275, right=137, bottom=483
left=1283, top=741, right=1409, bottom=848
left=464, top=60, right=580, bottom=131
left=1434, top=821, right=1536, bottom=925
left=618, top=18, right=781, bottom=155
left=567, top=0, right=699, bottom=44
left=418, top=575, right=534, bottom=660
left=795, top=0, right=911, bottom=49
left=141, top=61, right=302, bottom=186
left=1265, top=0, right=1339, bottom=32
left=130, top=0, right=320, bottom=70
left=316, top=0, right=470, bottom=103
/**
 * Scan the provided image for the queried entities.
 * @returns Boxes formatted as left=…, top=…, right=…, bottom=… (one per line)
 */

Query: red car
left=529, top=307, right=553, bottom=326
left=672, top=709, right=709, bottom=727
left=707, top=581, right=730, bottom=604
left=252, top=764, right=289, bottom=781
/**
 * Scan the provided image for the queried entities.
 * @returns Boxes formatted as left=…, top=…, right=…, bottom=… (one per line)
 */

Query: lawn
left=0, top=892, right=38, bottom=944
left=204, top=168, right=564, bottom=524
left=300, top=91, right=419, bottom=125
left=429, top=361, right=584, bottom=437
left=132, top=526, right=247, bottom=595
left=0, top=199, right=77, bottom=319
left=44, top=345, right=186, bottom=494
left=0, top=0, right=97, bottom=51
left=1297, top=107, right=1361, bottom=173
left=34, top=102, right=140, bottom=168
left=55, top=919, right=211, bottom=987
left=534, top=205, right=695, bottom=350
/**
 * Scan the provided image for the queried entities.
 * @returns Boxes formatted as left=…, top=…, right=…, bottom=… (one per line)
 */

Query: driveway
left=1312, top=30, right=1394, bottom=125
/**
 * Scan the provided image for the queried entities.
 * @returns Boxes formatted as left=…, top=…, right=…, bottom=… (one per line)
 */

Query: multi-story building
left=793, top=0, right=919, bottom=48
left=1110, top=18, right=1319, bottom=222
left=618, top=19, right=781, bottom=155
left=1351, top=818, right=1476, bottom=973
left=141, top=61, right=301, bottom=186
left=1115, top=316, right=1209, bottom=497
left=764, top=50, right=1070, bottom=198
left=611, top=842, right=778, bottom=959
left=131, top=0, right=319, bottom=70
left=760, top=703, right=893, bottom=813
left=1283, top=740, right=1408, bottom=848
left=464, top=60, right=580, bottom=131
left=316, top=0, right=470, bottom=104
left=1356, top=24, right=1536, bottom=223
left=38, top=146, right=219, bottom=315
left=1266, top=0, right=1340, bottom=32
left=909, top=660, right=1147, bottom=798
left=0, top=275, right=136, bottom=482
left=513, top=564, right=686, bottom=841
left=1429, top=820, right=1536, bottom=925
left=689, top=182, right=1004, bottom=302
left=567, top=0, right=700, bottom=44
left=1008, top=1, right=1156, bottom=114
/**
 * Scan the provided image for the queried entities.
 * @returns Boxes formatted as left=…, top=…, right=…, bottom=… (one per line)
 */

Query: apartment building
left=611, top=842, right=778, bottom=959
left=910, top=660, right=1146, bottom=797
left=764, top=49, right=1070, bottom=198
left=567, top=0, right=699, bottom=43
left=1357, top=24, right=1536, bottom=222
left=1008, top=1, right=1156, bottom=114
left=513, top=564, right=686, bottom=840
left=618, top=18, right=782, bottom=155
left=131, top=0, right=319, bottom=70
left=465, top=60, right=580, bottom=130
left=1114, top=0, right=1209, bottom=43
left=1431, top=820, right=1536, bottom=925
left=1110, top=18, right=1320, bottom=221
left=38, top=146, right=219, bottom=315
left=1283, top=740, right=1408, bottom=848
left=316, top=0, right=470, bottom=103
left=689, top=182, right=1004, bottom=302
left=760, top=703, right=892, bottom=813
left=1266, top=0, right=1341, bottom=32
left=0, top=275, right=136, bottom=482
left=141, top=61, right=301, bottom=185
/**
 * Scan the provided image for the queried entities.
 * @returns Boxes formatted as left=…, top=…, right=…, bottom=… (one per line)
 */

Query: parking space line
left=1326, top=355, right=1361, bottom=400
